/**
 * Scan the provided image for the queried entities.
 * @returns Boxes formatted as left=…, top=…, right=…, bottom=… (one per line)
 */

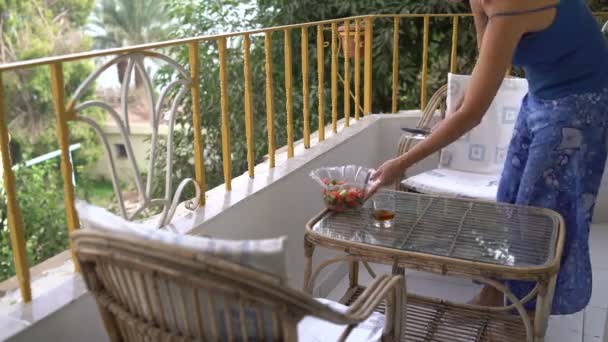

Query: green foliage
left=0, top=0, right=95, bottom=28
left=1, top=0, right=101, bottom=155
left=589, top=0, right=608, bottom=12
left=589, top=1, right=608, bottom=36
left=51, top=0, right=96, bottom=27
left=91, top=0, right=171, bottom=48
left=153, top=0, right=477, bottom=197
left=78, top=179, right=115, bottom=208
left=7, top=60, right=103, bottom=165
left=0, top=162, right=69, bottom=282
left=152, top=0, right=270, bottom=197
left=255, top=0, right=476, bottom=112
left=0, top=0, right=105, bottom=282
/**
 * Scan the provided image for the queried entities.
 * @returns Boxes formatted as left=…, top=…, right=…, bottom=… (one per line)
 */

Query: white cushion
left=75, top=200, right=287, bottom=278
left=298, top=298, right=385, bottom=342
left=441, top=73, right=528, bottom=175
left=402, top=169, right=499, bottom=201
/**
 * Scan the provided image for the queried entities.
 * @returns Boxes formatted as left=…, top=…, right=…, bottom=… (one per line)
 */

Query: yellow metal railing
left=50, top=62, right=81, bottom=274
left=188, top=42, right=207, bottom=204
left=392, top=18, right=400, bottom=114
left=354, top=19, right=362, bottom=121
left=316, top=24, right=325, bottom=142
left=0, top=74, right=31, bottom=302
left=301, top=27, right=311, bottom=148
left=331, top=22, right=339, bottom=133
left=363, top=17, right=373, bottom=116
left=243, top=35, right=255, bottom=177
left=1, top=12, right=607, bottom=303
left=218, top=37, right=232, bottom=191
left=343, top=21, right=351, bottom=128
left=264, top=32, right=276, bottom=169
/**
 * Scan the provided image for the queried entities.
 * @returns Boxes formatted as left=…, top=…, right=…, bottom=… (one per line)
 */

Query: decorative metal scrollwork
left=68, top=51, right=200, bottom=228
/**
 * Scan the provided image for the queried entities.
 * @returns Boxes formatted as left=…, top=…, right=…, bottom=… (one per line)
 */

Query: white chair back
left=440, top=73, right=529, bottom=175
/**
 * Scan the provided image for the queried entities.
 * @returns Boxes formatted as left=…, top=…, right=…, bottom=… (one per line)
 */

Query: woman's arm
left=369, top=16, right=525, bottom=192
left=446, top=0, right=486, bottom=114
left=471, top=0, right=488, bottom=49
left=402, top=17, right=522, bottom=164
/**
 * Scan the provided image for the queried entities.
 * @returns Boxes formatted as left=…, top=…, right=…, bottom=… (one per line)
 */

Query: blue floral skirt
left=497, top=88, right=608, bottom=315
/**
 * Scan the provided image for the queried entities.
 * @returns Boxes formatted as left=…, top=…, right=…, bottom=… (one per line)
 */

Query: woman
left=369, top=0, right=608, bottom=315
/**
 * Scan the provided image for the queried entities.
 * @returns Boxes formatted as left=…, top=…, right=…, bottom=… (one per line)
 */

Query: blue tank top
left=499, top=0, right=608, bottom=99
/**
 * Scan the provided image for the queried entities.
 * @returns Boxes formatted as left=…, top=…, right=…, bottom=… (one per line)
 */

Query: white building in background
left=89, top=121, right=168, bottom=181
left=88, top=60, right=168, bottom=182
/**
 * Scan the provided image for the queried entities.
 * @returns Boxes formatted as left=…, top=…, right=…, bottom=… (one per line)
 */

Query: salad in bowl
left=310, top=165, right=374, bottom=211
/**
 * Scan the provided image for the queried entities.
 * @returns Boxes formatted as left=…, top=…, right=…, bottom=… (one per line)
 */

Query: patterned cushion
left=442, top=73, right=528, bottom=175
left=75, top=200, right=287, bottom=278
left=298, top=298, right=385, bottom=341
left=402, top=169, right=499, bottom=201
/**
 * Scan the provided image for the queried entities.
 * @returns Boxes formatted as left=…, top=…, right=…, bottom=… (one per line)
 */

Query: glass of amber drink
left=372, top=191, right=396, bottom=228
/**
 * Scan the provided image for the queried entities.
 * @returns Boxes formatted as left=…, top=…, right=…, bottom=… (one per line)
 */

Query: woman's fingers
left=367, top=158, right=406, bottom=199
left=366, top=173, right=379, bottom=197
left=366, top=166, right=384, bottom=199
left=370, top=169, right=380, bottom=181
left=366, top=179, right=381, bottom=199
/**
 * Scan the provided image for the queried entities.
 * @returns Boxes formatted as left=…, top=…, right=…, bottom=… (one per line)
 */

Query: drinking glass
left=372, top=191, right=396, bottom=228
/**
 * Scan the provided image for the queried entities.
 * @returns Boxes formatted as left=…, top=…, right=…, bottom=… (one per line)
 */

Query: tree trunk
left=117, top=60, right=145, bottom=88
left=135, top=70, right=144, bottom=88
left=117, top=60, right=128, bottom=85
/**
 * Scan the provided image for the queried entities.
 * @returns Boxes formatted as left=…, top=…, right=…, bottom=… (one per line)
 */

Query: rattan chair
left=72, top=229, right=405, bottom=341
left=395, top=84, right=448, bottom=184
left=397, top=73, right=528, bottom=201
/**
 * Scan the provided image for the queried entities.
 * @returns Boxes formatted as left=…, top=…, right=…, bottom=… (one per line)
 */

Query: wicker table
left=304, top=190, right=564, bottom=342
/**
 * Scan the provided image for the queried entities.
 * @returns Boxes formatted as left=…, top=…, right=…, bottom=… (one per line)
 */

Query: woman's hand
left=367, top=157, right=409, bottom=196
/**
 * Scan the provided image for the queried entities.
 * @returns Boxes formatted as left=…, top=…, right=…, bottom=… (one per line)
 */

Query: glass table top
left=310, top=190, right=561, bottom=267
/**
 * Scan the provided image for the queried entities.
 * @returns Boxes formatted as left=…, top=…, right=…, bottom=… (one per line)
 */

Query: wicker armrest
left=313, top=274, right=405, bottom=342
left=344, top=274, right=402, bottom=318
left=394, top=85, right=448, bottom=191
left=397, top=84, right=448, bottom=158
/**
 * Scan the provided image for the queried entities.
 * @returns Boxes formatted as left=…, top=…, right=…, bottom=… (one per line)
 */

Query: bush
left=0, top=162, right=70, bottom=282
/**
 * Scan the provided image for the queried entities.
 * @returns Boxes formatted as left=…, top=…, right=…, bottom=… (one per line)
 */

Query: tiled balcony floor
left=328, top=225, right=608, bottom=342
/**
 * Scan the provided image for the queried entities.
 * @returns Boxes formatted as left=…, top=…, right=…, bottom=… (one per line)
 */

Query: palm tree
left=91, top=0, right=170, bottom=87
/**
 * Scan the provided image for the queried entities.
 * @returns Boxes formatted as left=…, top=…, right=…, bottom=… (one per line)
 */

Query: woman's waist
left=525, top=82, right=608, bottom=105
left=523, top=64, right=608, bottom=100
left=521, top=86, right=608, bottom=130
